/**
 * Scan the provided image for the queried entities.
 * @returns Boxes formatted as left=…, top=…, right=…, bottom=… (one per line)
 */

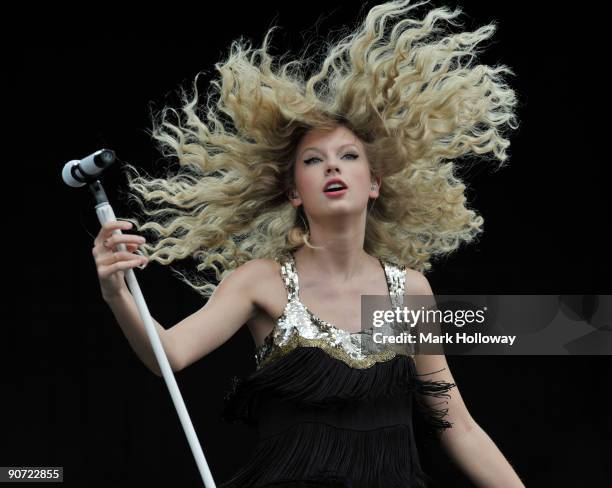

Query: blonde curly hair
left=120, top=0, right=519, bottom=299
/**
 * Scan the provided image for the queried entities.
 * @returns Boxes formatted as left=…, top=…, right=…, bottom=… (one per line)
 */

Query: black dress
left=220, top=252, right=456, bottom=487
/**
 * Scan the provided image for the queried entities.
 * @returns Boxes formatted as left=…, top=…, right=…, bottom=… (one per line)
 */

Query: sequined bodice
left=254, top=252, right=414, bottom=370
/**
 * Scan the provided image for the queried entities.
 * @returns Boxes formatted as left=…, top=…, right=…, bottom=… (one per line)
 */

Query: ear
left=288, top=188, right=302, bottom=207
left=370, top=176, right=382, bottom=198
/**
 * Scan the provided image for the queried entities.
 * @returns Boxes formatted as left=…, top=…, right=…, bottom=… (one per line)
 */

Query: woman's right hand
left=92, top=220, right=149, bottom=301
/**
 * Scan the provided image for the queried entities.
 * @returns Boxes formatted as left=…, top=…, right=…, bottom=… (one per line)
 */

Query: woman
left=92, top=1, right=523, bottom=486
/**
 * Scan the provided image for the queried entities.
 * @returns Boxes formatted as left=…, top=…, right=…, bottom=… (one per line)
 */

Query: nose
left=324, top=159, right=341, bottom=175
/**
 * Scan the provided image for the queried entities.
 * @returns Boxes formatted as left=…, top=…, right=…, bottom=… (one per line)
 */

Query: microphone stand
left=89, top=180, right=216, bottom=487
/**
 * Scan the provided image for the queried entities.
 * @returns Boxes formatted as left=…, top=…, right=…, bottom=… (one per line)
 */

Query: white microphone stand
left=89, top=179, right=216, bottom=487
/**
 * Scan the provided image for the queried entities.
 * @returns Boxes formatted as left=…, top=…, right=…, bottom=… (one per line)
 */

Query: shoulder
left=403, top=267, right=434, bottom=296
left=226, top=257, right=280, bottom=281
left=223, top=258, right=282, bottom=301
left=227, top=258, right=285, bottom=316
left=217, top=258, right=281, bottom=305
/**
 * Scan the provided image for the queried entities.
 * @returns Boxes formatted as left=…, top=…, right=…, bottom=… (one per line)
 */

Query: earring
left=371, top=183, right=377, bottom=191
left=299, top=212, right=309, bottom=232
left=291, top=190, right=298, bottom=199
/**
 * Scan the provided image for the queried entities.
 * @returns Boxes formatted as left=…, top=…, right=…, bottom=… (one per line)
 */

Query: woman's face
left=289, top=124, right=380, bottom=221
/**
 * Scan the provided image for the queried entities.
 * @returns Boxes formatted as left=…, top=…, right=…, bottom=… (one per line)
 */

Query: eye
left=303, top=153, right=359, bottom=165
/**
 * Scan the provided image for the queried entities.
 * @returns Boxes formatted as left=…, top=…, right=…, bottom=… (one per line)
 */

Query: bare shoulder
left=231, top=257, right=280, bottom=278
left=224, top=257, right=278, bottom=278
left=404, top=267, right=434, bottom=295
left=226, top=257, right=281, bottom=302
left=166, top=257, right=283, bottom=373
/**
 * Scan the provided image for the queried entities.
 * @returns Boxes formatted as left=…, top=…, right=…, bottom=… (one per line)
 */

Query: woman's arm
left=408, top=271, right=525, bottom=487
left=105, top=290, right=180, bottom=376
left=163, top=259, right=264, bottom=373
left=439, top=413, right=525, bottom=488
left=104, top=258, right=263, bottom=377
left=416, top=353, right=525, bottom=488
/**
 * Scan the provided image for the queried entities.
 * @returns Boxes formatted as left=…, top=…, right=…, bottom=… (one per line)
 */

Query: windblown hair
left=121, top=0, right=519, bottom=299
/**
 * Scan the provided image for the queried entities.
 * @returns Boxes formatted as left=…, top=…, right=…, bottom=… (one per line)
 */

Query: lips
left=323, top=187, right=348, bottom=198
left=322, top=178, right=348, bottom=192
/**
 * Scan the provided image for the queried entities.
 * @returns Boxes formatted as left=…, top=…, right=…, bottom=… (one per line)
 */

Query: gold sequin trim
left=257, top=327, right=399, bottom=370
left=254, top=251, right=412, bottom=370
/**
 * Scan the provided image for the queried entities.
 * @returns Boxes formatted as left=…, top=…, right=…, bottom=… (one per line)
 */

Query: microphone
left=61, top=149, right=116, bottom=187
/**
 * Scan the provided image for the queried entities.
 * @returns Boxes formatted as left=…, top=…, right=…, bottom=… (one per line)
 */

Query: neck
left=294, top=214, right=373, bottom=282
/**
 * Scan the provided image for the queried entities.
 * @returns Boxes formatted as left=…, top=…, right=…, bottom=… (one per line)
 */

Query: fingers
left=94, top=220, right=133, bottom=246
left=102, top=233, right=146, bottom=252
left=96, top=250, right=148, bottom=265
left=96, top=250, right=149, bottom=277
left=92, top=221, right=146, bottom=257
left=92, top=241, right=141, bottom=259
left=97, top=256, right=148, bottom=278
left=103, top=219, right=132, bottom=232
left=94, top=221, right=127, bottom=247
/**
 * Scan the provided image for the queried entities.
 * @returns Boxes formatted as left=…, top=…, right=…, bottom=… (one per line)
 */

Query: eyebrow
left=300, top=143, right=358, bottom=157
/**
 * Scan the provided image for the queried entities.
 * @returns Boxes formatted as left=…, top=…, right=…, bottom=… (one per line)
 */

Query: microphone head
left=62, top=160, right=85, bottom=187
left=61, top=149, right=116, bottom=188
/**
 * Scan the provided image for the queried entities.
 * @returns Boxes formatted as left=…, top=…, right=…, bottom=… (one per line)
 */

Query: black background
left=5, top=1, right=610, bottom=486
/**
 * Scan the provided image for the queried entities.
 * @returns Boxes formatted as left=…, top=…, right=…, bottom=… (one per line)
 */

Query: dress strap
left=277, top=252, right=299, bottom=301
left=277, top=252, right=405, bottom=306
left=382, top=261, right=407, bottom=308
